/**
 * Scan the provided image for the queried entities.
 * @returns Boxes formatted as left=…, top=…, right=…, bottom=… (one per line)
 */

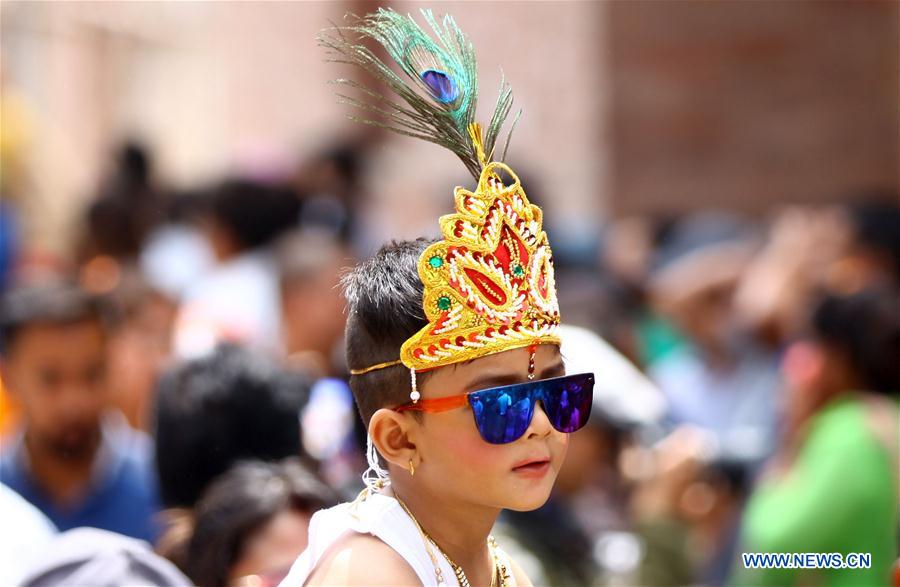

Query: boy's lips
left=511, top=456, right=551, bottom=478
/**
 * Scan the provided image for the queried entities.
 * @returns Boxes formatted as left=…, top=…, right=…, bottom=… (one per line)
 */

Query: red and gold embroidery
left=399, top=161, right=561, bottom=371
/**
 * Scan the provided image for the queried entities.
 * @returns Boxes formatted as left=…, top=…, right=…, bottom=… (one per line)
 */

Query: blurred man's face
left=2, top=320, right=109, bottom=461
left=282, top=270, right=346, bottom=362
left=679, top=282, right=737, bottom=352
left=554, top=424, right=615, bottom=495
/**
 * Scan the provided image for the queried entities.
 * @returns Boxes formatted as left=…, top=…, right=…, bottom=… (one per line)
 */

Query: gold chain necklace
left=394, top=494, right=511, bottom=587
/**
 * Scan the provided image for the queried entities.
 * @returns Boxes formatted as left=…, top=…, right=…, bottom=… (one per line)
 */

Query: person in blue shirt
left=0, top=281, right=160, bottom=542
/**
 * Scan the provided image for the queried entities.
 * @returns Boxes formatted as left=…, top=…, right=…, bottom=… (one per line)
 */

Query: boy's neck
left=388, top=480, right=500, bottom=586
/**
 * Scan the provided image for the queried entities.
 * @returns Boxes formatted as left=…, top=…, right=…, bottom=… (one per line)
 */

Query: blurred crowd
left=0, top=135, right=898, bottom=587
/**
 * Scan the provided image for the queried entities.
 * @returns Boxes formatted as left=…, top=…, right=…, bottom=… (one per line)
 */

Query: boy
left=282, top=9, right=595, bottom=586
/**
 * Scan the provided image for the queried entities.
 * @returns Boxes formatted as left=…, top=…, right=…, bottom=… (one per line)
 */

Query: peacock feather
left=318, top=8, right=521, bottom=179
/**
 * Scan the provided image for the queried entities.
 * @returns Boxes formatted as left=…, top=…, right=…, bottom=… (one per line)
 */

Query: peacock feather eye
left=318, top=8, right=521, bottom=179
left=420, top=69, right=459, bottom=103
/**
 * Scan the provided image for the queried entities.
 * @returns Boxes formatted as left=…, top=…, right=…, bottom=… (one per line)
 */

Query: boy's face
left=2, top=320, right=109, bottom=461
left=413, top=344, right=568, bottom=512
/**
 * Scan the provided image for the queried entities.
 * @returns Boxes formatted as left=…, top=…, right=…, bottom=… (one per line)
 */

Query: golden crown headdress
left=321, top=9, right=561, bottom=393
left=400, top=158, right=560, bottom=371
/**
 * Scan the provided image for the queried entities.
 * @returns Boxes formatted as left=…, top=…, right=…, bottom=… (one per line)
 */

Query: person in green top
left=734, top=287, right=899, bottom=587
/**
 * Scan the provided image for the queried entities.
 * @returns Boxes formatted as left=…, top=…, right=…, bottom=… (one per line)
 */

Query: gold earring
left=408, top=459, right=416, bottom=477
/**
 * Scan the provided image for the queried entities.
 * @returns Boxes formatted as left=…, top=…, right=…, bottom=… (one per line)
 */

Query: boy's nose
left=525, top=401, right=554, bottom=439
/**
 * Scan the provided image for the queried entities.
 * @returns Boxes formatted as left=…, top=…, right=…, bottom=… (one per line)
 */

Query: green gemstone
left=428, top=255, right=444, bottom=269
left=437, top=295, right=452, bottom=311
left=513, top=264, right=525, bottom=277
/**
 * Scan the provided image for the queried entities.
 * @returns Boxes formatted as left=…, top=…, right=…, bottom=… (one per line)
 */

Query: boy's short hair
left=0, top=281, right=106, bottom=356
left=152, top=344, right=313, bottom=508
left=342, top=239, right=433, bottom=428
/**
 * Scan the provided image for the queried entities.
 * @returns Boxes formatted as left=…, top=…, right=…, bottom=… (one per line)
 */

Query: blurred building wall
left=608, top=0, right=900, bottom=216
left=2, top=2, right=896, bottom=259
left=1, top=2, right=353, bottom=255
left=360, top=1, right=609, bottom=252
left=1, top=1, right=608, bottom=258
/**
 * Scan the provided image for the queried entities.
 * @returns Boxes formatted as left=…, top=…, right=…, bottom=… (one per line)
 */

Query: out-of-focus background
left=1, top=2, right=898, bottom=586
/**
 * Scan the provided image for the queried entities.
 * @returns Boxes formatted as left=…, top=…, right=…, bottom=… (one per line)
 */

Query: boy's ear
left=369, top=408, right=419, bottom=468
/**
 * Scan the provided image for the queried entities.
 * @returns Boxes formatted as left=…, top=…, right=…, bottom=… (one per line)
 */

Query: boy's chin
left=500, top=483, right=555, bottom=512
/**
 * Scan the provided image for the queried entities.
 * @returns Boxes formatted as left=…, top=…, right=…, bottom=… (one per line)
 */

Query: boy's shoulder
left=305, top=531, right=420, bottom=586
left=304, top=530, right=535, bottom=587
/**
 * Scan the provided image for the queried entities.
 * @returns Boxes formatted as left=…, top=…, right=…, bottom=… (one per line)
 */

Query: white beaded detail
left=410, top=368, right=420, bottom=403
left=361, top=433, right=391, bottom=491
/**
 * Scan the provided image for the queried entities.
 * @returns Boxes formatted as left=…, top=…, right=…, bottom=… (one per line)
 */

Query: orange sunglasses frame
left=394, top=343, right=540, bottom=414
left=394, top=393, right=470, bottom=414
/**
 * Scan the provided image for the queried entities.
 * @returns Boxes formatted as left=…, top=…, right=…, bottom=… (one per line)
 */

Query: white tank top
left=279, top=490, right=518, bottom=587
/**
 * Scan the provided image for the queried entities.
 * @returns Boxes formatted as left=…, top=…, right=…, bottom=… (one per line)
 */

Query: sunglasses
left=396, top=372, right=594, bottom=444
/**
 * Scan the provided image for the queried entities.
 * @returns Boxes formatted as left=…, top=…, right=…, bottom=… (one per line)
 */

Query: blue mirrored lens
left=468, top=373, right=594, bottom=444
left=542, top=375, right=594, bottom=433
left=470, top=388, right=534, bottom=444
